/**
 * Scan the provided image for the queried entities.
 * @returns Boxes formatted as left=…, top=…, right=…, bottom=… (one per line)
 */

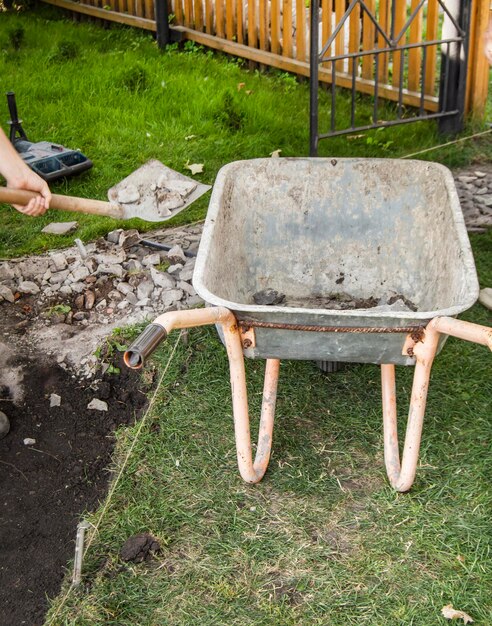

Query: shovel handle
left=0, top=187, right=123, bottom=219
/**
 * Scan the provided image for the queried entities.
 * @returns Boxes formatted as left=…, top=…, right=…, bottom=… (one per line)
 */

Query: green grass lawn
left=1, top=4, right=492, bottom=258
left=1, top=5, right=491, bottom=625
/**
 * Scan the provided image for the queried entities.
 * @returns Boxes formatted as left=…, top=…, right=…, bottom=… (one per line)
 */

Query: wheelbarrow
left=124, top=158, right=492, bottom=492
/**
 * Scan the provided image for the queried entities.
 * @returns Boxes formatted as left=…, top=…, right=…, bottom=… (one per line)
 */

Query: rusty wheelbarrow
left=124, top=158, right=491, bottom=492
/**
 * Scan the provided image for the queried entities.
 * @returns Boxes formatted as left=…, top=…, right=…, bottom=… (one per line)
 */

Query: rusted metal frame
left=382, top=316, right=492, bottom=492
left=124, top=306, right=281, bottom=485
left=238, top=319, right=427, bottom=334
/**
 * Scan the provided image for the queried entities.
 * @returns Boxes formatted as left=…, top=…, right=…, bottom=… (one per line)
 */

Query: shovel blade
left=107, top=159, right=211, bottom=223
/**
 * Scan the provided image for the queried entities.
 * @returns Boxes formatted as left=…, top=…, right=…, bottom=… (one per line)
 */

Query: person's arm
left=0, top=127, right=51, bottom=216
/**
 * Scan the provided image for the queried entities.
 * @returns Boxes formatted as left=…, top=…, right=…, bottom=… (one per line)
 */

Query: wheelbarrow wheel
left=315, top=360, right=344, bottom=374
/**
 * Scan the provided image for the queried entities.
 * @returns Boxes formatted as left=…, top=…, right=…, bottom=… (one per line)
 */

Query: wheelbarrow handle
left=0, top=187, right=123, bottom=220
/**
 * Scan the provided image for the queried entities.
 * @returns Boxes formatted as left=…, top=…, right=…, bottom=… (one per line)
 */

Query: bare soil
left=0, top=298, right=151, bottom=626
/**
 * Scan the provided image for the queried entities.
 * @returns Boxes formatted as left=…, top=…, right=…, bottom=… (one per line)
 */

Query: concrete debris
left=87, top=398, right=108, bottom=411
left=41, top=221, right=78, bottom=235
left=50, top=393, right=62, bottom=407
left=23, top=438, right=36, bottom=446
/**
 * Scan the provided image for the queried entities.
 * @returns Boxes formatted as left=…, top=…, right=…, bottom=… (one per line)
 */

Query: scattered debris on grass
left=441, top=604, right=474, bottom=624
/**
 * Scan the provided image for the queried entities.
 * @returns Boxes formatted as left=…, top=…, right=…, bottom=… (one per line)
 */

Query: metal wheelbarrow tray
left=125, top=158, right=492, bottom=493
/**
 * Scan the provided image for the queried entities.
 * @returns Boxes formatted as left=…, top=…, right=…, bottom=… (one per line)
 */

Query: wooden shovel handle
left=0, top=187, right=123, bottom=219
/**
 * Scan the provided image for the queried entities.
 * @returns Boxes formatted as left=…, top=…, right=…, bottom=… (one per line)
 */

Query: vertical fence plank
left=204, top=0, right=213, bottom=32
left=361, top=0, right=375, bottom=79
left=392, top=0, right=407, bottom=89
left=226, top=0, right=234, bottom=39
left=424, top=0, right=438, bottom=95
left=407, top=0, right=423, bottom=91
left=259, top=0, right=267, bottom=49
left=183, top=0, right=192, bottom=26
left=295, top=0, right=306, bottom=61
left=282, top=0, right=292, bottom=56
left=334, top=0, right=345, bottom=72
left=348, top=1, right=361, bottom=75
left=271, top=0, right=280, bottom=53
left=143, top=0, right=153, bottom=20
left=194, top=0, right=204, bottom=30
left=465, top=0, right=490, bottom=115
left=127, top=0, right=135, bottom=15
left=216, top=0, right=225, bottom=36
left=377, top=0, right=390, bottom=84
left=174, top=0, right=183, bottom=25
left=248, top=0, right=257, bottom=47
left=237, top=0, right=244, bottom=42
left=321, top=0, right=332, bottom=72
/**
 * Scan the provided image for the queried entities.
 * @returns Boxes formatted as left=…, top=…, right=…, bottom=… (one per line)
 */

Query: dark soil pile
left=0, top=306, right=151, bottom=626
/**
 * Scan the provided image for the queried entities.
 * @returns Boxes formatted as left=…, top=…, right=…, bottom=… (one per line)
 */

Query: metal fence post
left=155, top=0, right=171, bottom=48
left=438, top=0, right=471, bottom=134
left=309, top=0, right=320, bottom=156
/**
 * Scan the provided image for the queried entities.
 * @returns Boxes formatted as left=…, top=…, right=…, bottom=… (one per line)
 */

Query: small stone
left=71, top=266, right=90, bottom=282
left=167, top=263, right=183, bottom=275
left=74, top=294, right=84, bottom=309
left=117, top=185, right=140, bottom=204
left=84, top=291, right=96, bottom=310
left=161, top=289, right=184, bottom=308
left=87, top=398, right=108, bottom=411
left=73, top=311, right=88, bottom=321
left=457, top=175, right=477, bottom=184
left=137, top=279, right=154, bottom=301
left=478, top=287, right=492, bottom=311
left=125, top=259, right=143, bottom=273
left=474, top=171, right=487, bottom=178
left=51, top=253, right=68, bottom=271
left=107, top=229, right=124, bottom=244
left=0, top=411, right=10, bottom=439
left=71, top=282, right=86, bottom=294
left=18, top=281, right=40, bottom=295
left=178, top=266, right=194, bottom=282
left=117, top=300, right=130, bottom=310
left=125, top=292, right=138, bottom=305
left=59, top=285, right=72, bottom=296
left=97, top=264, right=125, bottom=278
left=119, top=229, right=140, bottom=249
left=107, top=290, right=123, bottom=302
left=0, top=285, right=15, bottom=303
left=0, top=263, right=15, bottom=281
left=142, top=253, right=161, bottom=267
left=150, top=267, right=175, bottom=289
left=95, top=298, right=108, bottom=311
left=479, top=194, right=492, bottom=207
left=117, top=282, right=133, bottom=296
left=41, top=221, right=78, bottom=235
left=185, top=294, right=204, bottom=308
left=177, top=280, right=196, bottom=296
left=49, top=270, right=70, bottom=284
left=50, top=393, right=62, bottom=407
left=253, top=288, right=286, bottom=305
left=167, top=245, right=187, bottom=265
left=23, top=438, right=36, bottom=446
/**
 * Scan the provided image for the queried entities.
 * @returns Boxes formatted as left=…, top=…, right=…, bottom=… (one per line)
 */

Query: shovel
left=0, top=159, right=211, bottom=223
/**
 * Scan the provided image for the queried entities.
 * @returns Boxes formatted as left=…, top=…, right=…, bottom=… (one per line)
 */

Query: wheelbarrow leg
left=221, top=320, right=280, bottom=484
left=381, top=327, right=440, bottom=492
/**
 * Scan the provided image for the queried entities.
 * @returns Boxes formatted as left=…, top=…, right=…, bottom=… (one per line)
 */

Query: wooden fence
left=42, top=0, right=490, bottom=117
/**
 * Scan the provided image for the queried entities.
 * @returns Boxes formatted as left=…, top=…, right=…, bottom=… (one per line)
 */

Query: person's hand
left=6, top=167, right=51, bottom=217
left=484, top=20, right=492, bottom=65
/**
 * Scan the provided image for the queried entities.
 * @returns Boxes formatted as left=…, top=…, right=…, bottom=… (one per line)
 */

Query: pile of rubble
left=454, top=168, right=492, bottom=231
left=0, top=224, right=204, bottom=376
left=0, top=224, right=203, bottom=321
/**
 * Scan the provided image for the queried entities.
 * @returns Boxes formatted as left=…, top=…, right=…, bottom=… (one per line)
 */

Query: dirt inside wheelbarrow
left=0, top=300, right=152, bottom=626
